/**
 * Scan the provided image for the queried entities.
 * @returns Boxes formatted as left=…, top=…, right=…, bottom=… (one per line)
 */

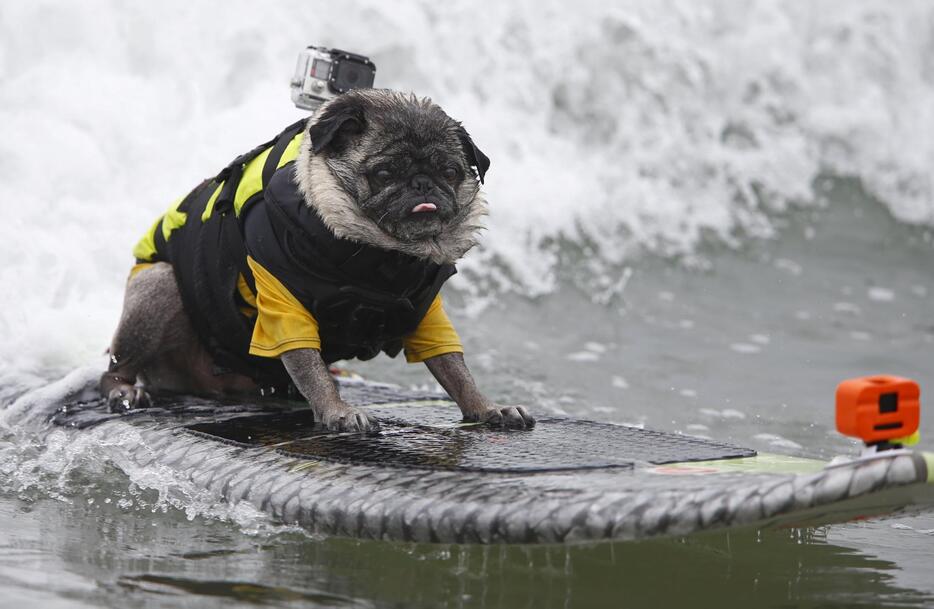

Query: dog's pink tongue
left=411, top=202, right=437, bottom=213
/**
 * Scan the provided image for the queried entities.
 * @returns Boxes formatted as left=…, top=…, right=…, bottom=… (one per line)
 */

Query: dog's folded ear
left=308, top=96, right=367, bottom=155
left=457, top=127, right=490, bottom=184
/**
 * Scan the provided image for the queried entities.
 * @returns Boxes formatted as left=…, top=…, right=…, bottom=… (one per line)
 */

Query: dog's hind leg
left=100, top=262, right=191, bottom=411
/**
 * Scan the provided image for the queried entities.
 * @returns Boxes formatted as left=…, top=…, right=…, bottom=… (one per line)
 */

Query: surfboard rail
left=56, top=411, right=934, bottom=544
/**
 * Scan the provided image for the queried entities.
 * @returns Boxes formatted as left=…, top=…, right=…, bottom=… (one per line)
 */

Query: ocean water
left=1, top=1, right=933, bottom=607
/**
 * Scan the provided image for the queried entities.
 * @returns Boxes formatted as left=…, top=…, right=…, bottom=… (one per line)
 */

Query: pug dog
left=100, top=89, right=534, bottom=433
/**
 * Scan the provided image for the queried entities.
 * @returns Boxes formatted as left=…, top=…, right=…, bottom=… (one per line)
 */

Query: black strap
left=213, top=118, right=308, bottom=215
left=262, top=118, right=308, bottom=187
left=214, top=139, right=276, bottom=184
left=213, top=165, right=243, bottom=215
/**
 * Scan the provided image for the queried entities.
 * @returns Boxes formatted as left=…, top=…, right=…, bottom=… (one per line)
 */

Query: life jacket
left=133, top=119, right=456, bottom=385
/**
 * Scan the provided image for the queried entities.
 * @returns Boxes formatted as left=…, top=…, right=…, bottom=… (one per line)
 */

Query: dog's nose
left=410, top=174, right=433, bottom=194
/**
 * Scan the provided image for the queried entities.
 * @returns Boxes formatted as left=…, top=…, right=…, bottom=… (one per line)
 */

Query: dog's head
left=295, top=89, right=490, bottom=264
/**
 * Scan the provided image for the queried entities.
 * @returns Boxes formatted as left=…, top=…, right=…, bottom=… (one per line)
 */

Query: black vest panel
left=243, top=164, right=456, bottom=364
left=156, top=135, right=456, bottom=383
left=162, top=178, right=291, bottom=384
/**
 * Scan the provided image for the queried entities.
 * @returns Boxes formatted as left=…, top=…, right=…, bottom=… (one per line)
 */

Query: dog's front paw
left=468, top=405, right=535, bottom=430
left=106, top=386, right=152, bottom=413
left=317, top=403, right=381, bottom=433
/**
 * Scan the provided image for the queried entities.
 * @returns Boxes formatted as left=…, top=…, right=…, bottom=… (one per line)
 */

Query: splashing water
left=0, top=369, right=301, bottom=538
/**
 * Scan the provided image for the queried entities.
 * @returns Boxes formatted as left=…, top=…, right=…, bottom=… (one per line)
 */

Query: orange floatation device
left=836, top=375, right=921, bottom=447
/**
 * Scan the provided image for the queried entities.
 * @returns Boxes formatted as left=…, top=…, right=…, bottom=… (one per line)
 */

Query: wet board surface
left=54, top=382, right=756, bottom=472
left=47, top=377, right=934, bottom=544
left=185, top=409, right=757, bottom=473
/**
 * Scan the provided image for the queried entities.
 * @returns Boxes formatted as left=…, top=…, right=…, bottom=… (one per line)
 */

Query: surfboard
left=49, top=376, right=934, bottom=544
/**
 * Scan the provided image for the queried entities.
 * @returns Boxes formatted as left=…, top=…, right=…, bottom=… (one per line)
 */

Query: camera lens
left=330, top=57, right=375, bottom=94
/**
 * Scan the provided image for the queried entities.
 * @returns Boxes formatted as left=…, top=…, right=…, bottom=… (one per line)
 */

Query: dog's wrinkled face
left=295, top=89, right=490, bottom=264
left=359, top=125, right=469, bottom=242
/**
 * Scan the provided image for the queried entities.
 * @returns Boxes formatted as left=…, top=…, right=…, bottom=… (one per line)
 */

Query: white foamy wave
left=0, top=371, right=305, bottom=537
left=1, top=0, right=933, bottom=382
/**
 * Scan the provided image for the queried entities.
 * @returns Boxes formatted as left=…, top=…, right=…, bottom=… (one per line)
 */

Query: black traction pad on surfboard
left=52, top=381, right=756, bottom=473
left=186, top=407, right=756, bottom=473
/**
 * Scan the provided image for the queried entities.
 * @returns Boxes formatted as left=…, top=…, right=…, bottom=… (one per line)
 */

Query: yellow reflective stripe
left=233, top=147, right=273, bottom=216
left=277, top=132, right=304, bottom=169
left=161, top=196, right=188, bottom=241
left=892, top=431, right=921, bottom=447
left=200, top=182, right=225, bottom=222
left=232, top=131, right=303, bottom=216
left=131, top=216, right=162, bottom=261
left=203, top=130, right=304, bottom=221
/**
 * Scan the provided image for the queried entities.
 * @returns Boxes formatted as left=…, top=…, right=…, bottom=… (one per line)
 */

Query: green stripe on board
left=924, top=452, right=934, bottom=483
left=659, top=453, right=826, bottom=474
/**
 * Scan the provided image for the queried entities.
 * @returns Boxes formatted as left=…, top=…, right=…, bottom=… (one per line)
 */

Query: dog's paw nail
left=478, top=406, right=535, bottom=430
left=107, top=386, right=152, bottom=413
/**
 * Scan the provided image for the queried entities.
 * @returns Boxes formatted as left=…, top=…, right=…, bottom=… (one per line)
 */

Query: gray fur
left=281, top=348, right=379, bottom=432
left=295, top=89, right=488, bottom=264
left=102, top=263, right=258, bottom=411
left=424, top=352, right=534, bottom=428
left=108, top=262, right=189, bottom=372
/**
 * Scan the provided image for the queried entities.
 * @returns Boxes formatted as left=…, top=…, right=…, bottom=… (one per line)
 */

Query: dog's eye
left=443, top=167, right=458, bottom=181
